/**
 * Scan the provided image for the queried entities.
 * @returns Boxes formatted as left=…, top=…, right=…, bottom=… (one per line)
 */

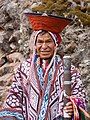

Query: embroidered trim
left=0, top=110, right=24, bottom=120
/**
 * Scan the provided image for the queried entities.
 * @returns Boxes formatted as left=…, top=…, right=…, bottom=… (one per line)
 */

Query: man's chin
left=40, top=55, right=53, bottom=60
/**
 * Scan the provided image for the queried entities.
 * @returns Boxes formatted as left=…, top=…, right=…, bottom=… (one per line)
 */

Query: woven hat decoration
left=25, top=13, right=72, bottom=34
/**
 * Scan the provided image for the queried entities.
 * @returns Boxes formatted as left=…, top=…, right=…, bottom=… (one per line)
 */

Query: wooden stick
left=63, top=56, right=72, bottom=120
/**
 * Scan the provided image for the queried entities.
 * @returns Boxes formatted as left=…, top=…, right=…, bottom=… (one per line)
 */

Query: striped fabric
left=0, top=55, right=88, bottom=120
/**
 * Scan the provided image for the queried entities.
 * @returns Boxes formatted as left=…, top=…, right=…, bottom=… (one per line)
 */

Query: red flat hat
left=25, top=13, right=72, bottom=34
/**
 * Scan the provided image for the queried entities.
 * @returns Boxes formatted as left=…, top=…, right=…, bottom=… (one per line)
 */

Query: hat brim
left=25, top=13, right=72, bottom=33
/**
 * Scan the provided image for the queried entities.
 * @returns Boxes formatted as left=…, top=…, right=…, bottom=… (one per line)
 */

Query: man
left=0, top=13, right=89, bottom=120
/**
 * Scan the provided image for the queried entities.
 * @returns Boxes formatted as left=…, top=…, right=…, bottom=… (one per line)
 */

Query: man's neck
left=41, top=57, right=52, bottom=63
left=42, top=59, right=50, bottom=63
left=41, top=59, right=51, bottom=71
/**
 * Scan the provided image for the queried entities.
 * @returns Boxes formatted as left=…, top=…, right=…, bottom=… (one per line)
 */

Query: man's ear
left=34, top=46, right=40, bottom=55
left=54, top=44, right=58, bottom=50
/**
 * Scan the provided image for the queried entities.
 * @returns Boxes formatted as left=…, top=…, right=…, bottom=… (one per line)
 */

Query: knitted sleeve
left=70, top=65, right=90, bottom=119
left=71, top=65, right=87, bottom=109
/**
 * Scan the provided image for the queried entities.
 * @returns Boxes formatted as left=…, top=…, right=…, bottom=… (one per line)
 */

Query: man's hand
left=64, top=101, right=73, bottom=117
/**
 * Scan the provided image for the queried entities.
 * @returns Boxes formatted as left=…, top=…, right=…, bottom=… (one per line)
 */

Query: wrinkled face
left=36, top=32, right=56, bottom=59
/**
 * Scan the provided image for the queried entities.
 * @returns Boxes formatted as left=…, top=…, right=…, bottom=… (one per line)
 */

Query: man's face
left=36, top=32, right=56, bottom=59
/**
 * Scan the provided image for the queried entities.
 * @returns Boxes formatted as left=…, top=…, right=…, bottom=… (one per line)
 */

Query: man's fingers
left=64, top=108, right=73, bottom=113
left=68, top=112, right=73, bottom=116
left=64, top=104, right=73, bottom=110
left=66, top=101, right=72, bottom=106
left=64, top=101, right=73, bottom=116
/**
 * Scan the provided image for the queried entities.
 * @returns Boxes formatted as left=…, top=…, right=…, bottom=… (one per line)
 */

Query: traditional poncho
left=0, top=31, right=89, bottom=120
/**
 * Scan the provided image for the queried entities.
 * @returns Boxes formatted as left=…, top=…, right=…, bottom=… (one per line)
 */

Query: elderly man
left=0, top=13, right=89, bottom=120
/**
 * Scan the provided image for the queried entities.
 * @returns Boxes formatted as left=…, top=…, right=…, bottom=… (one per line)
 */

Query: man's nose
left=42, top=42, right=47, bottom=48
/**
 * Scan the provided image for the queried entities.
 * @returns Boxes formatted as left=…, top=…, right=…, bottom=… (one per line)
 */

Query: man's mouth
left=40, top=51, right=50, bottom=53
left=41, top=50, right=50, bottom=52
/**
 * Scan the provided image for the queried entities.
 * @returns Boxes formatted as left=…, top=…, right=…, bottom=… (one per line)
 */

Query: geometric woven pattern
left=0, top=55, right=87, bottom=120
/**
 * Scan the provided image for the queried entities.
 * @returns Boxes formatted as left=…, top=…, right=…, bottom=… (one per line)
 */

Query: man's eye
left=47, top=40, right=52, bottom=43
left=37, top=40, right=43, bottom=43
